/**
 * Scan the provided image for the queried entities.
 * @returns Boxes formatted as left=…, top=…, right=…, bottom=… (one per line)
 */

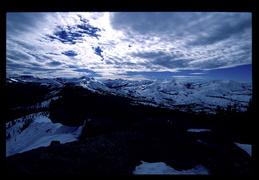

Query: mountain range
left=5, top=75, right=253, bottom=174
left=6, top=75, right=252, bottom=113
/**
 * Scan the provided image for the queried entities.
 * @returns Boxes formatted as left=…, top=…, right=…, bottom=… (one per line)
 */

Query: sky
left=6, top=12, right=252, bottom=82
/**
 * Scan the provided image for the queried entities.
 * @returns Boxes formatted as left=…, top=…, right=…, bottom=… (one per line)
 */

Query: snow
left=133, top=161, right=210, bottom=175
left=8, top=76, right=252, bottom=113
left=6, top=113, right=85, bottom=157
left=197, top=139, right=209, bottom=146
left=187, top=128, right=211, bottom=132
left=10, top=78, right=18, bottom=82
left=234, top=142, right=252, bottom=157
left=92, top=79, right=252, bottom=113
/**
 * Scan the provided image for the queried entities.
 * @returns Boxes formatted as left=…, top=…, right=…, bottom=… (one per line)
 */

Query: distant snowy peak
left=7, top=76, right=95, bottom=84
left=7, top=76, right=252, bottom=113
left=7, top=75, right=55, bottom=84
left=103, top=79, right=132, bottom=88
left=96, top=78, right=252, bottom=113
left=7, top=75, right=251, bottom=88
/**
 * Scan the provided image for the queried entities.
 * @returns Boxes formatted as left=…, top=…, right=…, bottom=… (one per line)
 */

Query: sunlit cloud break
left=6, top=12, right=252, bottom=82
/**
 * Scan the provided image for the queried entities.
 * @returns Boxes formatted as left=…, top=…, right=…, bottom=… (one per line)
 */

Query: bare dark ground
left=5, top=117, right=252, bottom=175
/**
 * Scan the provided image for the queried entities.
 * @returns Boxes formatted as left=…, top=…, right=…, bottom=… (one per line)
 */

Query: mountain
left=5, top=76, right=253, bottom=174
left=6, top=76, right=252, bottom=114
left=102, top=79, right=252, bottom=113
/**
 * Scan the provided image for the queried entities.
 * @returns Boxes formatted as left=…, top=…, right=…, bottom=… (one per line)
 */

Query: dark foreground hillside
left=5, top=81, right=254, bottom=175
left=6, top=116, right=252, bottom=175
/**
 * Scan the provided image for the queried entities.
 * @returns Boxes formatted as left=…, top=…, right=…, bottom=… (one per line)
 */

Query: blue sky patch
left=62, top=50, right=78, bottom=57
left=92, top=46, right=104, bottom=60
left=45, top=20, right=101, bottom=45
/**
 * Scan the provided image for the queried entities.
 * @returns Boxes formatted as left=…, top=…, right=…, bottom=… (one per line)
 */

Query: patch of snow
left=10, top=78, right=18, bottom=82
left=187, top=128, right=211, bottom=132
left=234, top=142, right=252, bottom=157
left=74, top=120, right=87, bottom=138
left=37, top=96, right=60, bottom=108
left=197, top=139, right=209, bottom=145
left=133, top=161, right=210, bottom=175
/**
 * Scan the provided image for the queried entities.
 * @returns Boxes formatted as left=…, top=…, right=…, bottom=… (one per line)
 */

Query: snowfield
left=6, top=113, right=85, bottom=157
left=133, top=161, right=210, bottom=175
left=84, top=78, right=252, bottom=113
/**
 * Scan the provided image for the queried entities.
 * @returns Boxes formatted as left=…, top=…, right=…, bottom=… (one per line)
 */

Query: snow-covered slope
left=6, top=112, right=85, bottom=157
left=99, top=79, right=252, bottom=113
left=133, top=161, right=210, bottom=175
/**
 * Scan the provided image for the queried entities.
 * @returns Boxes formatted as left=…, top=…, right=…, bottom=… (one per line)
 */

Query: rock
left=50, top=141, right=60, bottom=146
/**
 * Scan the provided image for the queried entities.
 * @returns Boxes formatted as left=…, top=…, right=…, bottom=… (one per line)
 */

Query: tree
left=247, top=97, right=254, bottom=113
left=216, top=105, right=225, bottom=115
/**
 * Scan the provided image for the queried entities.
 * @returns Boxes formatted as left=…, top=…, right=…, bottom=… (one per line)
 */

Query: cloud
left=46, top=61, right=63, bottom=66
left=188, top=13, right=252, bottom=46
left=95, top=73, right=148, bottom=81
left=6, top=12, right=49, bottom=35
left=109, top=12, right=251, bottom=71
left=131, top=51, right=192, bottom=69
left=110, top=12, right=201, bottom=36
left=6, top=12, right=252, bottom=80
left=110, top=12, right=251, bottom=46
left=172, top=75, right=205, bottom=82
left=190, top=72, right=204, bottom=75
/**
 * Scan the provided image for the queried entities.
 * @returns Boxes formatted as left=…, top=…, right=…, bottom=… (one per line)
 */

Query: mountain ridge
left=6, top=75, right=252, bottom=114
